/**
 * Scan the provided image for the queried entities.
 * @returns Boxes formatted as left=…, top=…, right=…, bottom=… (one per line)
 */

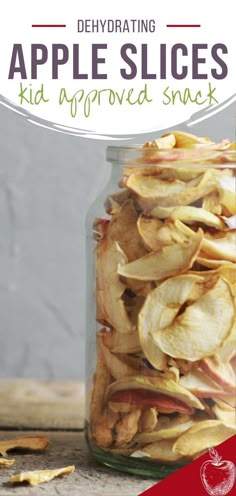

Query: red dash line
left=166, top=24, right=201, bottom=27
left=32, top=24, right=66, bottom=28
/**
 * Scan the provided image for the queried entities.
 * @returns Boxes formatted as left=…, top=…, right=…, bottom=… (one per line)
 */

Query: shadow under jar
left=85, top=143, right=236, bottom=478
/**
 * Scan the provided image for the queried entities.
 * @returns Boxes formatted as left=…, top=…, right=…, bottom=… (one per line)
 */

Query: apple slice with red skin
left=179, top=369, right=229, bottom=398
left=200, top=448, right=236, bottom=496
left=109, top=390, right=195, bottom=414
left=200, top=357, right=236, bottom=392
left=93, top=218, right=110, bottom=241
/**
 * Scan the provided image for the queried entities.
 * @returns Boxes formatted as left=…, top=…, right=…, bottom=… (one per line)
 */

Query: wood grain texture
left=0, top=380, right=85, bottom=430
left=0, top=431, right=154, bottom=496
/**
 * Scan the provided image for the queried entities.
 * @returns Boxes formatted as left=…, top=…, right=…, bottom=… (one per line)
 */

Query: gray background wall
left=0, top=102, right=235, bottom=379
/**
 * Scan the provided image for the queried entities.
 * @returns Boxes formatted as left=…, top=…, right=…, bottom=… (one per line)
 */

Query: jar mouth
left=106, top=146, right=236, bottom=169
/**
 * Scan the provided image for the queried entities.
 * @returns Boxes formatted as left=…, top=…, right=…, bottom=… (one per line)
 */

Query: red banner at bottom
left=139, top=435, right=236, bottom=496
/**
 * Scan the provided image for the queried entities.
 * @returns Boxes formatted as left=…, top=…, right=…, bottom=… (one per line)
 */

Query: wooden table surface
left=0, top=380, right=155, bottom=496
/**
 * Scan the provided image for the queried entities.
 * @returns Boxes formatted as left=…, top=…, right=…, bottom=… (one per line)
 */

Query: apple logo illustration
left=200, top=448, right=236, bottom=496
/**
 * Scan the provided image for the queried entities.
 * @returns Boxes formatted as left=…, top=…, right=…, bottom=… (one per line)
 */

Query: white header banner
left=0, top=0, right=235, bottom=137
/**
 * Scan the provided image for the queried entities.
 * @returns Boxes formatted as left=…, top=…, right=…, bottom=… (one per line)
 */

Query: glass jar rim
left=106, top=146, right=236, bottom=169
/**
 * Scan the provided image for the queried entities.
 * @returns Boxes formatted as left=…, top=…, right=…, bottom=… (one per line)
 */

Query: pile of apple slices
left=90, top=131, right=236, bottom=462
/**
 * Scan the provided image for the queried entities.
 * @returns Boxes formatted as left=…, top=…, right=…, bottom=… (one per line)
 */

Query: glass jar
left=85, top=142, right=236, bottom=478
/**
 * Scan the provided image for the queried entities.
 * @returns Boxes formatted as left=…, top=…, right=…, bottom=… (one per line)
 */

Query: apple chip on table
left=90, top=131, right=236, bottom=462
left=0, top=436, right=49, bottom=457
left=0, top=458, right=15, bottom=468
left=10, top=466, right=75, bottom=486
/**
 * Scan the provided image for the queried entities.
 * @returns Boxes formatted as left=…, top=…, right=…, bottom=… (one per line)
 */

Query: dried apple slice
left=120, top=277, right=154, bottom=297
left=173, top=420, right=236, bottom=457
left=118, top=230, right=203, bottom=282
left=132, top=439, right=185, bottom=462
left=10, top=466, right=75, bottom=486
left=212, top=404, right=236, bottom=426
left=217, top=174, right=236, bottom=215
left=203, top=174, right=236, bottom=216
left=109, top=390, right=196, bottom=414
left=106, top=376, right=204, bottom=413
left=103, top=329, right=141, bottom=354
left=100, top=339, right=138, bottom=380
left=97, top=241, right=133, bottom=333
left=213, top=398, right=235, bottom=411
left=217, top=322, right=236, bottom=363
left=0, top=458, right=15, bottom=467
left=127, top=295, right=146, bottom=327
left=219, top=264, right=236, bottom=294
left=138, top=408, right=158, bottom=433
left=196, top=254, right=233, bottom=269
left=224, top=215, right=236, bottom=229
left=200, top=357, right=235, bottom=392
left=92, top=409, right=119, bottom=448
left=151, top=205, right=226, bottom=230
left=179, top=369, right=229, bottom=398
left=106, top=199, right=147, bottom=262
left=137, top=217, right=193, bottom=252
left=136, top=415, right=193, bottom=444
left=90, top=332, right=112, bottom=424
left=93, top=218, right=109, bottom=241
left=126, top=170, right=217, bottom=209
left=0, top=436, right=48, bottom=457
left=115, top=409, right=141, bottom=447
left=152, top=278, right=234, bottom=361
left=138, top=273, right=207, bottom=369
left=104, top=189, right=130, bottom=214
left=123, top=164, right=204, bottom=183
left=201, top=231, right=236, bottom=262
left=109, top=402, right=139, bottom=414
left=151, top=133, right=176, bottom=149
left=203, top=191, right=222, bottom=215
left=213, top=395, right=236, bottom=409
left=137, top=215, right=164, bottom=251
left=189, top=265, right=235, bottom=294
left=161, top=131, right=213, bottom=148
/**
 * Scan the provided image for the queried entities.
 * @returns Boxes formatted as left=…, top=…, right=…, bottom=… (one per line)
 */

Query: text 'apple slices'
left=106, top=376, right=203, bottom=415
left=117, top=230, right=203, bottom=282
left=152, top=277, right=235, bottom=361
left=96, top=241, right=133, bottom=334
left=126, top=170, right=217, bottom=209
left=173, top=420, right=236, bottom=457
